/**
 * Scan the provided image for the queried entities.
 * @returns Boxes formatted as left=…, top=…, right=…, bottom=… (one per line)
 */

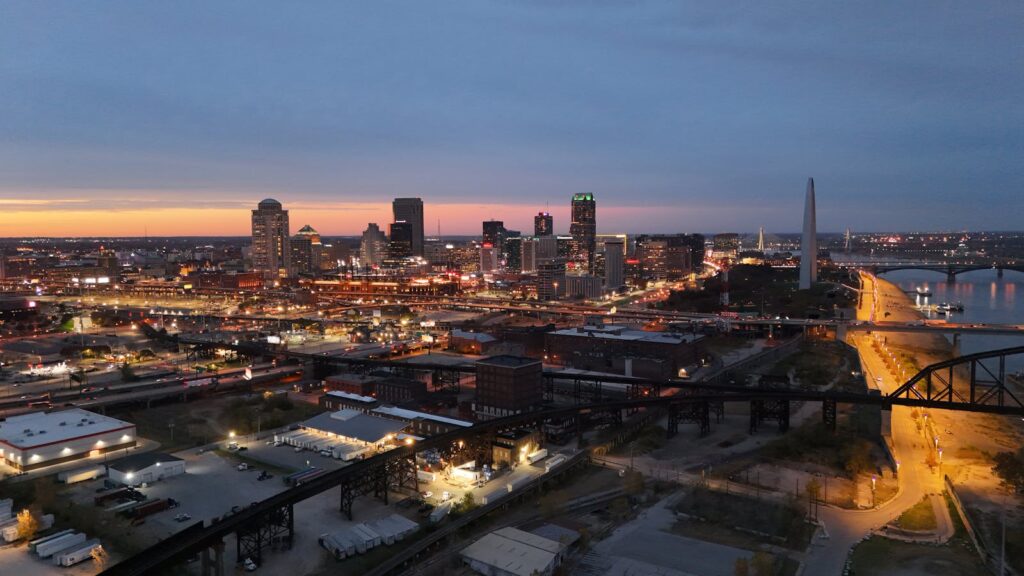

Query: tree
left=16, top=509, right=39, bottom=541
left=751, top=551, right=775, bottom=576
left=623, top=470, right=645, bottom=496
left=734, top=557, right=750, bottom=576
left=992, top=450, right=1024, bottom=491
left=119, top=363, right=139, bottom=382
left=455, top=492, right=477, bottom=514
left=609, top=496, right=631, bottom=520
left=91, top=545, right=109, bottom=569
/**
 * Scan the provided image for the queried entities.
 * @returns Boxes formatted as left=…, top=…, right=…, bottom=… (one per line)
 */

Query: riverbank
left=853, top=272, right=1024, bottom=574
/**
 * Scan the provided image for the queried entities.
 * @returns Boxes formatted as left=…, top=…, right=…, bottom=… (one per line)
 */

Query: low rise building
left=320, top=390, right=380, bottom=412
left=322, top=373, right=381, bottom=396
left=107, top=452, right=185, bottom=486
left=374, top=376, right=427, bottom=405
left=545, top=324, right=703, bottom=380
left=450, top=329, right=498, bottom=355
left=461, top=527, right=565, bottom=576
left=371, top=405, right=473, bottom=437
left=0, top=409, right=136, bottom=472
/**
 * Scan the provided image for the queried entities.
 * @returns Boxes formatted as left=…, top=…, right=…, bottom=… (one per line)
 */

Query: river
left=876, top=268, right=1024, bottom=372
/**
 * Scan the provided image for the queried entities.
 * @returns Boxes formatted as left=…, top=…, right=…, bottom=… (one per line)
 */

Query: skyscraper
left=603, top=238, right=625, bottom=290
left=800, top=178, right=818, bottom=289
left=251, top=198, right=291, bottom=279
left=482, top=220, right=506, bottom=255
left=290, top=224, right=323, bottom=275
left=360, top=223, right=388, bottom=267
left=757, top=227, right=765, bottom=252
left=569, top=193, right=596, bottom=273
left=536, top=258, right=566, bottom=301
left=388, top=221, right=414, bottom=260
left=534, top=212, right=553, bottom=237
left=392, top=198, right=424, bottom=256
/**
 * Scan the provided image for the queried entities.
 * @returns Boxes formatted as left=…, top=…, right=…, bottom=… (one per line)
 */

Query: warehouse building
left=298, top=409, right=408, bottom=448
left=107, top=452, right=185, bottom=486
left=460, top=527, right=565, bottom=576
left=0, top=409, right=136, bottom=472
left=545, top=324, right=704, bottom=380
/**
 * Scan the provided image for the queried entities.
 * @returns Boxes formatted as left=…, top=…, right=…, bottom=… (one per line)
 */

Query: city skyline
left=2, top=2, right=1022, bottom=236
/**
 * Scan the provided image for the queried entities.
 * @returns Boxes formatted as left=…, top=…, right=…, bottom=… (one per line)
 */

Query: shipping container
left=28, top=529, right=75, bottom=553
left=55, top=539, right=102, bottom=567
left=94, top=487, right=131, bottom=506
left=36, top=532, right=86, bottom=558
left=318, top=533, right=348, bottom=560
left=527, top=448, right=548, bottom=464
left=59, top=465, right=106, bottom=484
left=545, top=454, right=568, bottom=473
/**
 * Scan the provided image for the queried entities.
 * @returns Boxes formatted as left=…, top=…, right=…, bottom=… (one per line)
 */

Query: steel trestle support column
left=822, top=398, right=837, bottom=432
left=235, top=503, right=293, bottom=568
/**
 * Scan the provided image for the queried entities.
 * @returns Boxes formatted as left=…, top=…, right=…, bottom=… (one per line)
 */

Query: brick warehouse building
left=473, top=355, right=543, bottom=419
left=545, top=324, right=703, bottom=380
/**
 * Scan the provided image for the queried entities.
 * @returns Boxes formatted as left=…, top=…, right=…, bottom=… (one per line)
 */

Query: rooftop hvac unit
left=59, top=422, right=67, bottom=426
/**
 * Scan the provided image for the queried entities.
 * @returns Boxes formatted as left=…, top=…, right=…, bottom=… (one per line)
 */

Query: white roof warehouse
left=0, top=409, right=136, bottom=472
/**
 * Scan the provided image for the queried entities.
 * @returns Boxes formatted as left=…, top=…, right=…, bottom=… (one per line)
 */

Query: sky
left=0, top=1, right=1021, bottom=237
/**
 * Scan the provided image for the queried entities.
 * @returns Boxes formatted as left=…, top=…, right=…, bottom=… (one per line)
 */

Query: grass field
left=673, top=486, right=815, bottom=552
left=848, top=535, right=988, bottom=576
left=895, top=496, right=937, bottom=531
left=116, top=394, right=323, bottom=452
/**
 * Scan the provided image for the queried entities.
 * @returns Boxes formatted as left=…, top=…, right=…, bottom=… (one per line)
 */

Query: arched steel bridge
left=98, top=342, right=1024, bottom=576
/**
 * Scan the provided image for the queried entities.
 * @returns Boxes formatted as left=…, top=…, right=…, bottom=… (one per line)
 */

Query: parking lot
left=228, top=436, right=353, bottom=475
left=61, top=446, right=289, bottom=548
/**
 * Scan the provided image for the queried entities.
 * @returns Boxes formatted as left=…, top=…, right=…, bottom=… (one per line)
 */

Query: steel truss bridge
left=98, top=342, right=1024, bottom=576
left=838, top=261, right=1024, bottom=282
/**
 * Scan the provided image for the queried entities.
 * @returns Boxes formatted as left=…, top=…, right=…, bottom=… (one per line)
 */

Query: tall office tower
left=844, top=227, right=852, bottom=252
left=799, top=178, right=818, bottom=289
left=482, top=220, right=506, bottom=254
left=360, top=223, right=388, bottom=267
left=388, top=221, right=415, bottom=260
left=251, top=198, right=291, bottom=279
left=635, top=234, right=694, bottom=280
left=290, top=224, right=323, bottom=275
left=536, top=236, right=558, bottom=260
left=534, top=212, right=553, bottom=237
left=757, top=227, right=765, bottom=252
left=713, top=233, right=740, bottom=259
left=504, top=236, right=523, bottom=272
left=603, top=238, right=625, bottom=290
left=392, top=198, right=424, bottom=256
left=569, top=193, right=597, bottom=272
left=479, top=243, right=498, bottom=273
left=536, top=258, right=566, bottom=301
left=521, top=237, right=538, bottom=273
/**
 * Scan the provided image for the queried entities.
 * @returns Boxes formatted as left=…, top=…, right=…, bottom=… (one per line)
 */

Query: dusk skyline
left=2, top=2, right=1022, bottom=237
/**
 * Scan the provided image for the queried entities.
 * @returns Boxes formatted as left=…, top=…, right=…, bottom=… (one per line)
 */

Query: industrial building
left=0, top=409, right=136, bottom=472
left=296, top=409, right=408, bottom=448
left=318, top=392, right=472, bottom=437
left=460, top=527, right=565, bottom=576
left=545, top=324, right=704, bottom=380
left=107, top=453, right=185, bottom=486
left=474, top=356, right=543, bottom=419
left=371, top=405, right=472, bottom=437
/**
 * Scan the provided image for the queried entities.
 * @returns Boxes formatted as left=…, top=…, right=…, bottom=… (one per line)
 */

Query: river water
left=877, top=268, right=1024, bottom=372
